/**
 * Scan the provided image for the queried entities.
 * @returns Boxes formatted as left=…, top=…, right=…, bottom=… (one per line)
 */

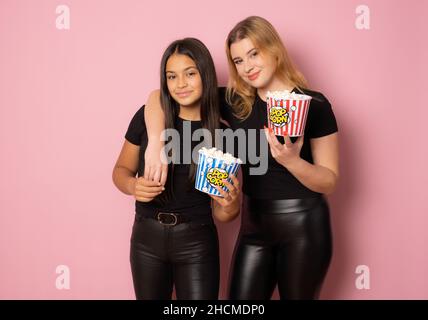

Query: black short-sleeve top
left=218, top=87, right=338, bottom=199
left=125, top=105, right=213, bottom=217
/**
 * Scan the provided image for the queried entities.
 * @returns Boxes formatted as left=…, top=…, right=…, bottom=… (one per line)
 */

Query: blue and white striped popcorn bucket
left=195, top=149, right=241, bottom=197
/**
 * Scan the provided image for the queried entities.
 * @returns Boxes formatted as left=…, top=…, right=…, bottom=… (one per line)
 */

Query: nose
left=244, top=59, right=254, bottom=74
left=177, top=75, right=187, bottom=88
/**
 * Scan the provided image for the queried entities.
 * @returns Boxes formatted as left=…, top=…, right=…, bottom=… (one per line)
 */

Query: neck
left=257, top=77, right=294, bottom=101
left=179, top=103, right=201, bottom=121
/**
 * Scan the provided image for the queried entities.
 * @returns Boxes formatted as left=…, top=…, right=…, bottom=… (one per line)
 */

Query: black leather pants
left=130, top=214, right=219, bottom=300
left=228, top=196, right=332, bottom=300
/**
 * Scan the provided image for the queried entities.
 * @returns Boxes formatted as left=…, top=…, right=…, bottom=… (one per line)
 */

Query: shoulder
left=131, top=105, right=146, bottom=122
left=127, top=104, right=147, bottom=132
left=135, top=104, right=146, bottom=115
left=125, top=105, right=147, bottom=146
left=299, top=88, right=338, bottom=137
left=299, top=88, right=335, bottom=119
left=298, top=88, right=331, bottom=107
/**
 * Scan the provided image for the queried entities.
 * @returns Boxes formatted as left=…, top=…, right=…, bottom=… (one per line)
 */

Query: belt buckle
left=157, top=212, right=178, bottom=226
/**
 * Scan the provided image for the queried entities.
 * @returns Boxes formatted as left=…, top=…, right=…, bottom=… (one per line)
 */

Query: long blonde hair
left=225, top=16, right=308, bottom=120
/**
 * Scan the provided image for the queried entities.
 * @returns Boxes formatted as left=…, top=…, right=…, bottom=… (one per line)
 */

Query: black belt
left=137, top=210, right=213, bottom=226
left=245, top=195, right=324, bottom=214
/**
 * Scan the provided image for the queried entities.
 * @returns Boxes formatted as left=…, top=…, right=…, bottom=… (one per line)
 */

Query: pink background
left=0, top=0, right=426, bottom=299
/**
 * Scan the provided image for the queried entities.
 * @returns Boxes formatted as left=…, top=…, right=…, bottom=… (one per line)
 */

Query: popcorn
left=266, top=90, right=312, bottom=137
left=195, top=147, right=242, bottom=197
left=266, top=90, right=311, bottom=101
left=198, top=147, right=242, bottom=165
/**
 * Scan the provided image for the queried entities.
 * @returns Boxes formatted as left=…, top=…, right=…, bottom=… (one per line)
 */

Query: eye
left=187, top=71, right=197, bottom=77
left=251, top=51, right=258, bottom=58
left=167, top=74, right=175, bottom=80
left=233, top=59, right=242, bottom=65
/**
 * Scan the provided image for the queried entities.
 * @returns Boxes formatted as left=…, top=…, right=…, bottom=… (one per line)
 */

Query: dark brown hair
left=156, top=38, right=220, bottom=204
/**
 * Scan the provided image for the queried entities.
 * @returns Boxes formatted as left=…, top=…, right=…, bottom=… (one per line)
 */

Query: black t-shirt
left=125, top=105, right=213, bottom=217
left=218, top=87, right=338, bottom=199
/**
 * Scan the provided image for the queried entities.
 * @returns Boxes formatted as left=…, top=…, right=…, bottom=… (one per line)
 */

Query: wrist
left=126, top=177, right=137, bottom=196
left=147, top=134, right=165, bottom=145
left=222, top=198, right=240, bottom=215
left=282, top=156, right=303, bottom=171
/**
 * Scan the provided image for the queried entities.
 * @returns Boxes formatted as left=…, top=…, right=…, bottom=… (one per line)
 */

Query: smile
left=176, top=91, right=193, bottom=98
left=248, top=71, right=260, bottom=81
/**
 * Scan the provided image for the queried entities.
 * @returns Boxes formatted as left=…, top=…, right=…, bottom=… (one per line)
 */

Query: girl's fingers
left=143, top=166, right=151, bottom=180
left=149, top=165, right=157, bottom=181
left=264, top=128, right=281, bottom=154
left=266, top=136, right=279, bottom=157
left=135, top=197, right=148, bottom=202
left=209, top=194, right=225, bottom=206
left=229, top=174, right=240, bottom=189
left=269, top=130, right=283, bottom=149
left=264, top=128, right=272, bottom=145
left=160, top=165, right=168, bottom=186
left=135, top=184, right=164, bottom=192
left=152, top=166, right=161, bottom=183
left=135, top=190, right=162, bottom=198
left=137, top=177, right=162, bottom=187
left=222, top=179, right=236, bottom=196
left=296, top=135, right=304, bottom=147
left=135, top=194, right=155, bottom=201
left=215, top=186, right=231, bottom=201
left=283, top=134, right=293, bottom=148
left=264, top=129, right=275, bottom=153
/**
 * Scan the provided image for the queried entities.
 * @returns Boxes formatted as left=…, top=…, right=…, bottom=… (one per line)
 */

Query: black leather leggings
left=228, top=196, right=332, bottom=300
left=130, top=214, right=219, bottom=300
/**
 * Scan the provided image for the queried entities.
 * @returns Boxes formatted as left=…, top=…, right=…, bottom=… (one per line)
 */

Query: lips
left=248, top=71, right=260, bottom=81
left=175, top=91, right=192, bottom=98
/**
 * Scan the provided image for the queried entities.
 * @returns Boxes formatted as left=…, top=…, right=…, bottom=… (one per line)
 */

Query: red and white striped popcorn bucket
left=266, top=93, right=312, bottom=137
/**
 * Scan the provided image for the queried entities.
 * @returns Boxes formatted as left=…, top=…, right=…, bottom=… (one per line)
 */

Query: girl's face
left=230, top=37, right=277, bottom=90
left=166, top=53, right=203, bottom=108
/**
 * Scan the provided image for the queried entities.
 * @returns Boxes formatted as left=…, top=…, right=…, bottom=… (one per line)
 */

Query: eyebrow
left=232, top=48, right=258, bottom=61
left=166, top=66, right=198, bottom=73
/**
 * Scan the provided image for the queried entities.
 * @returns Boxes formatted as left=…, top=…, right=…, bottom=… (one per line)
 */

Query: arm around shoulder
left=144, top=89, right=165, bottom=143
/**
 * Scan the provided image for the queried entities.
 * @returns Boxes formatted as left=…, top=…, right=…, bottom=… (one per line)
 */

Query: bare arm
left=112, top=140, right=164, bottom=201
left=287, top=133, right=339, bottom=194
left=112, top=140, right=139, bottom=195
left=212, top=199, right=240, bottom=222
left=143, top=90, right=168, bottom=185
left=265, top=130, right=339, bottom=195
left=144, top=90, right=164, bottom=145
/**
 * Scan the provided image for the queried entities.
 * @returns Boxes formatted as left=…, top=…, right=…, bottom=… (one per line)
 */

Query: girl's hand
left=264, top=126, right=304, bottom=168
left=133, top=176, right=165, bottom=202
left=143, top=141, right=168, bottom=185
left=209, top=174, right=241, bottom=212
